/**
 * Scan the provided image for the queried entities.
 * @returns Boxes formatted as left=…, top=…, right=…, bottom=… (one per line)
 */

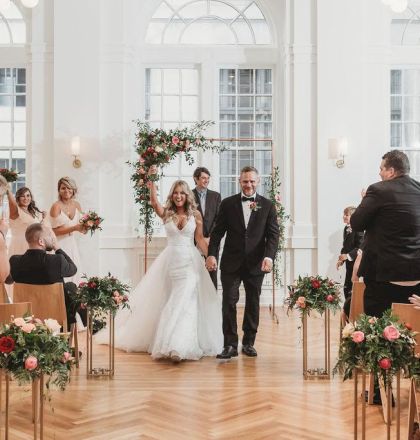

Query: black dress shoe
left=242, top=345, right=257, bottom=357
left=216, top=346, right=238, bottom=359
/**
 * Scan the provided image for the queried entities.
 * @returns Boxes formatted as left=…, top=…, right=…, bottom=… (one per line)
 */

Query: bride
left=96, top=177, right=223, bottom=361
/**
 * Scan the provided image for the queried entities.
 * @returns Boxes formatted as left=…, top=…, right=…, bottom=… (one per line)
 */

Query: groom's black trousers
left=220, top=265, right=265, bottom=348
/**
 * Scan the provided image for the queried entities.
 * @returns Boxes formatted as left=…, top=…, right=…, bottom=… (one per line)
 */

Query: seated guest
left=0, top=218, right=10, bottom=283
left=9, top=223, right=78, bottom=326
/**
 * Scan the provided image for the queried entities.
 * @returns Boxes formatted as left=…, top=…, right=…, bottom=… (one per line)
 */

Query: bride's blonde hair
left=163, top=180, right=197, bottom=223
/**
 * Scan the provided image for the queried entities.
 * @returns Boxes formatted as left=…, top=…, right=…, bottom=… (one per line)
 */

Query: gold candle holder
left=86, top=309, right=115, bottom=377
left=302, top=309, right=331, bottom=379
left=353, top=369, right=401, bottom=440
left=0, top=372, right=45, bottom=440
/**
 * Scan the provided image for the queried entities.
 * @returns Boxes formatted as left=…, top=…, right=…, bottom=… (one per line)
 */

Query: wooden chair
left=13, top=283, right=79, bottom=368
left=390, top=303, right=420, bottom=439
left=349, top=281, right=365, bottom=323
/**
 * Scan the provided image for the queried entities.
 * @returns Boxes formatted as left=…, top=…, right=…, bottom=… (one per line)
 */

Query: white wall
left=21, top=0, right=418, bottom=301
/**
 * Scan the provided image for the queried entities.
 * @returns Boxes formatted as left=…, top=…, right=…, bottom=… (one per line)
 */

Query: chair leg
left=368, top=373, right=374, bottom=405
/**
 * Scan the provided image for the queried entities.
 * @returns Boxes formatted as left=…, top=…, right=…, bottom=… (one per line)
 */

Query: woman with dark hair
left=96, top=173, right=223, bottom=361
left=7, top=186, right=46, bottom=257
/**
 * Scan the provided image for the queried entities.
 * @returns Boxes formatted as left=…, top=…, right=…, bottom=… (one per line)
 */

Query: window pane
left=220, top=122, right=237, bottom=138
left=391, top=123, right=401, bottom=148
left=255, top=150, right=271, bottom=175
left=391, top=96, right=402, bottom=121
left=255, top=96, right=272, bottom=121
left=0, top=122, right=12, bottom=146
left=239, top=69, right=253, bottom=94
left=14, top=122, right=26, bottom=147
left=403, top=70, right=420, bottom=95
left=220, top=177, right=237, bottom=199
left=404, top=123, right=420, bottom=148
left=181, top=69, right=198, bottom=95
left=238, top=96, right=254, bottom=120
left=256, top=69, right=272, bottom=94
left=220, top=150, right=237, bottom=175
left=238, top=122, right=253, bottom=138
left=391, top=70, right=401, bottom=95
left=181, top=96, right=198, bottom=121
left=220, top=96, right=236, bottom=121
left=163, top=69, right=180, bottom=94
left=239, top=150, right=254, bottom=170
left=162, top=96, right=180, bottom=120
left=404, top=97, right=420, bottom=122
left=220, top=69, right=236, bottom=94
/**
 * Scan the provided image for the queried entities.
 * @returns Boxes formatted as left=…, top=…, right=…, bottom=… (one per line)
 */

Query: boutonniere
left=249, top=201, right=261, bottom=212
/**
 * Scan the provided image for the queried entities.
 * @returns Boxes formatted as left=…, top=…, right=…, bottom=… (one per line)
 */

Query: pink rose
left=368, top=317, right=377, bottom=324
left=21, top=323, right=35, bottom=333
left=113, top=291, right=119, bottom=297
left=275, top=194, right=281, bottom=202
left=172, top=136, right=180, bottom=145
left=114, top=296, right=122, bottom=304
left=82, top=215, right=89, bottom=221
left=62, top=352, right=71, bottom=362
left=378, top=358, right=392, bottom=370
left=13, top=317, right=25, bottom=327
left=352, top=331, right=365, bottom=343
left=25, top=356, right=38, bottom=370
left=326, top=295, right=334, bottom=302
left=87, top=220, right=94, bottom=227
left=139, top=158, right=145, bottom=164
left=383, top=325, right=400, bottom=341
left=79, top=282, right=87, bottom=288
left=297, top=296, right=306, bottom=308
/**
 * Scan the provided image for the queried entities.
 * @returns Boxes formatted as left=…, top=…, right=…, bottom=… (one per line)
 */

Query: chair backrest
left=13, top=283, right=67, bottom=331
left=349, top=281, right=365, bottom=323
left=0, top=302, right=32, bottom=325
left=0, top=283, right=9, bottom=303
left=391, top=303, right=420, bottom=355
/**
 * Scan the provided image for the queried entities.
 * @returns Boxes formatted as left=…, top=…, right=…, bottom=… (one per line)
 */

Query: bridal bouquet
left=75, top=274, right=130, bottom=318
left=334, top=310, right=418, bottom=386
left=0, top=168, right=18, bottom=182
left=80, top=210, right=104, bottom=236
left=0, top=316, right=72, bottom=390
left=285, top=275, right=341, bottom=317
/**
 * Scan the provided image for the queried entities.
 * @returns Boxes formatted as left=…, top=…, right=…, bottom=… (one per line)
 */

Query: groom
left=206, top=166, right=279, bottom=359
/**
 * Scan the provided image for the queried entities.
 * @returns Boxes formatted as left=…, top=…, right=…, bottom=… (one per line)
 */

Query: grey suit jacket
left=193, top=188, right=221, bottom=238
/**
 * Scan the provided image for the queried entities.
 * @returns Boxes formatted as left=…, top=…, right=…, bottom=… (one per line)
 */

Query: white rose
left=155, top=146, right=163, bottom=153
left=342, top=322, right=355, bottom=338
left=44, top=318, right=61, bottom=335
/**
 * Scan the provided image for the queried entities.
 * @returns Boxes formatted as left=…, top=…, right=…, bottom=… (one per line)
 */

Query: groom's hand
left=261, top=257, right=273, bottom=273
left=206, top=256, right=217, bottom=272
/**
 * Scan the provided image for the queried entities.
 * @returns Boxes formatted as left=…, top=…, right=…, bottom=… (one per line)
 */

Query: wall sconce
left=71, top=136, right=82, bottom=168
left=328, top=137, right=348, bottom=168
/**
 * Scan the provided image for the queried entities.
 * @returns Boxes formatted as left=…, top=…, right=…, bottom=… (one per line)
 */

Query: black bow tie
left=242, top=196, right=255, bottom=202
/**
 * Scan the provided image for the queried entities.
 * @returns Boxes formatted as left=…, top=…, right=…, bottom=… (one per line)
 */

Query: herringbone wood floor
left=0, top=307, right=411, bottom=439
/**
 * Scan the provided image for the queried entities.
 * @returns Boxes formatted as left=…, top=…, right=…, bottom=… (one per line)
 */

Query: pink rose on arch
left=383, top=325, right=400, bottom=341
left=21, top=323, right=36, bottom=334
left=275, top=194, right=281, bottom=202
left=352, top=331, right=365, bottom=343
left=379, top=358, right=392, bottom=370
left=172, top=136, right=180, bottom=145
left=25, top=356, right=38, bottom=371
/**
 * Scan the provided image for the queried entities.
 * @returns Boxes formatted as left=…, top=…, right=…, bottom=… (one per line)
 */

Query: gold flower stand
left=353, top=369, right=401, bottom=440
left=302, top=310, right=331, bottom=379
left=86, top=310, right=115, bottom=377
left=0, top=372, right=45, bottom=440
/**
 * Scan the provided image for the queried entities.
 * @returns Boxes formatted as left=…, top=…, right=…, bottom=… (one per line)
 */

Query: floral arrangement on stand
left=128, top=120, right=223, bottom=238
left=0, top=316, right=72, bottom=390
left=268, top=166, right=289, bottom=286
left=285, top=275, right=341, bottom=317
left=74, top=274, right=130, bottom=323
left=80, top=211, right=104, bottom=236
left=0, top=168, right=18, bottom=183
left=334, top=310, right=418, bottom=386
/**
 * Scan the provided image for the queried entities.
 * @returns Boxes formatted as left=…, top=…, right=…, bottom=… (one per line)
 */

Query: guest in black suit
left=9, top=223, right=78, bottom=325
left=351, top=150, right=420, bottom=318
left=336, top=206, right=364, bottom=312
left=206, top=166, right=279, bottom=359
left=192, top=167, right=221, bottom=288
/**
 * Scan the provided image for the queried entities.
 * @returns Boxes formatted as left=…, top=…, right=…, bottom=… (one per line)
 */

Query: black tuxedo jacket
left=208, top=193, right=279, bottom=275
left=193, top=188, right=221, bottom=237
left=341, top=226, right=364, bottom=260
left=10, top=249, right=77, bottom=285
left=351, top=175, right=420, bottom=281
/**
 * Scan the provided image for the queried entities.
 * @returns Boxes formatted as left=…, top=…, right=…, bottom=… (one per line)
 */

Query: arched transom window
left=391, top=0, right=420, bottom=45
left=0, top=3, right=26, bottom=45
left=146, top=0, right=271, bottom=45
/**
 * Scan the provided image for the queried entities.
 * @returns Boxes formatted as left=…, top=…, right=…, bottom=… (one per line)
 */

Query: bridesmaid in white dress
left=49, top=177, right=87, bottom=284
left=7, top=187, right=46, bottom=257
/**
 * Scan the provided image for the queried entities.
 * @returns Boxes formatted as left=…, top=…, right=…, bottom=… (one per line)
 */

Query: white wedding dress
left=96, top=216, right=223, bottom=360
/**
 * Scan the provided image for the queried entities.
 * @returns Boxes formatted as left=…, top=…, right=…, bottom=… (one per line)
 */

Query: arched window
left=0, top=3, right=27, bottom=192
left=146, top=0, right=272, bottom=45
left=0, top=3, right=26, bottom=45
left=391, top=1, right=420, bottom=45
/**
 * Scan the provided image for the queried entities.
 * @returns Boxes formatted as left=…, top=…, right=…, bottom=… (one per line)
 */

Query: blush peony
left=383, top=325, right=400, bottom=341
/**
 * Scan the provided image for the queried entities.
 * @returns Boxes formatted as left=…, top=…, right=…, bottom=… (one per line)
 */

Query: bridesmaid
left=49, top=177, right=87, bottom=284
left=7, top=187, right=46, bottom=257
